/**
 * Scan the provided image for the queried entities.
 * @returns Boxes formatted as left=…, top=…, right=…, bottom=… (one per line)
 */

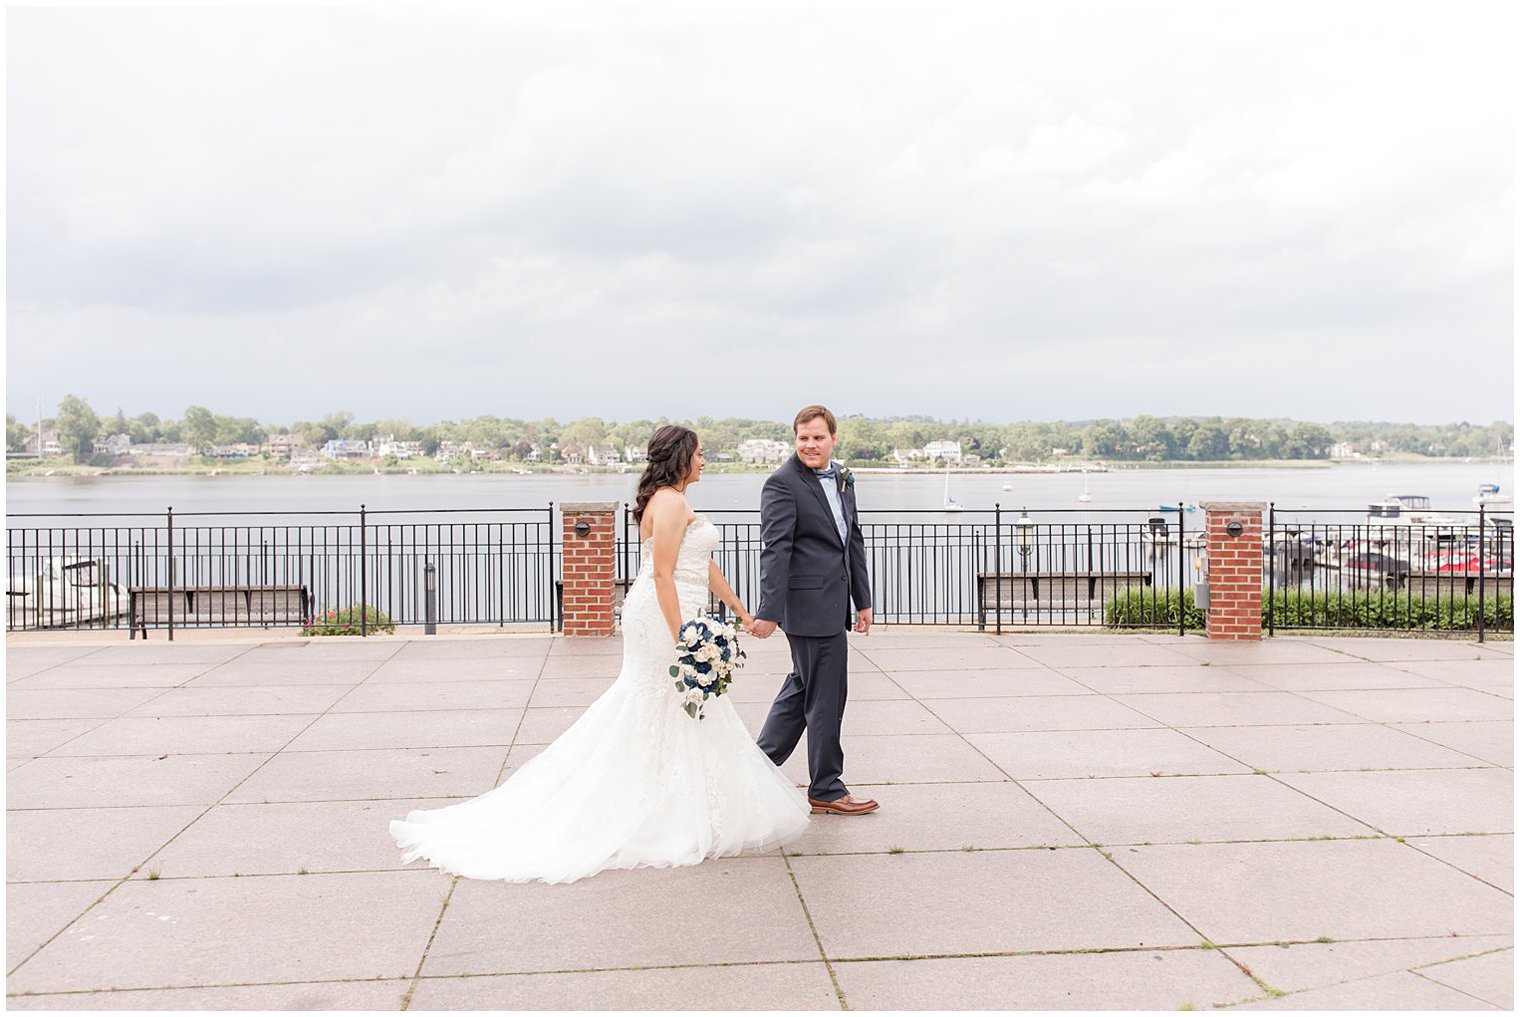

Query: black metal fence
left=6, top=506, right=557, bottom=636
left=10, top=502, right=1512, bottom=638
left=1266, top=504, right=1513, bottom=639
left=621, top=506, right=1203, bottom=633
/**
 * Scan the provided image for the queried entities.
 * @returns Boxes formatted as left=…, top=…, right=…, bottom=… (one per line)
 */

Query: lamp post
left=424, top=561, right=437, bottom=636
left=1015, top=510, right=1035, bottom=566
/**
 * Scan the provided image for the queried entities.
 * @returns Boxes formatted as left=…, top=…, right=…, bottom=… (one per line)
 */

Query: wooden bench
left=976, top=571, right=1152, bottom=629
left=128, top=585, right=311, bottom=638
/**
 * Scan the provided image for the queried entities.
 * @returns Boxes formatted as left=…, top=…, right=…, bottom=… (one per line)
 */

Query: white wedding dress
left=390, top=514, right=809, bottom=883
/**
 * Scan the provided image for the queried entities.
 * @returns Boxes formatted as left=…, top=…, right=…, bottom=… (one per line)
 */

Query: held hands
left=748, top=618, right=778, bottom=639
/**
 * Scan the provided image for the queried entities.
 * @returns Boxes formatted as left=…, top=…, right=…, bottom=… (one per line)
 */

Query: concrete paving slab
left=831, top=733, right=1008, bottom=784
left=784, top=781, right=1084, bottom=854
left=526, top=677, right=616, bottom=707
left=835, top=948, right=1261, bottom=1010
left=1394, top=658, right=1516, bottom=686
left=1293, top=686, right=1513, bottom=724
left=46, top=714, right=313, bottom=757
left=123, top=684, right=352, bottom=718
left=10, top=663, right=213, bottom=690
left=285, top=709, right=522, bottom=751
left=393, top=636, right=553, bottom=658
left=1225, top=935, right=1512, bottom=997
left=7, top=805, right=204, bottom=881
left=5, top=645, right=110, bottom=675
left=1117, top=839, right=1513, bottom=943
left=969, top=728, right=1252, bottom=779
left=1393, top=720, right=1514, bottom=766
left=5, top=881, right=115, bottom=972
left=924, top=695, right=1163, bottom=733
left=538, top=654, right=624, bottom=679
left=5, top=979, right=412, bottom=1010
left=145, top=797, right=456, bottom=877
left=547, top=636, right=624, bottom=655
left=1404, top=834, right=1513, bottom=892
left=791, top=848, right=1199, bottom=957
left=6, top=753, right=270, bottom=809
left=421, top=856, right=816, bottom=975
left=330, top=678, right=535, bottom=713
left=512, top=705, right=584, bottom=743
left=223, top=746, right=506, bottom=803
left=1170, top=640, right=1359, bottom=665
left=1057, top=665, right=1273, bottom=694
left=361, top=656, right=543, bottom=682
left=833, top=699, right=953, bottom=736
left=848, top=630, right=1005, bottom=649
left=59, top=644, right=247, bottom=666
left=7, top=688, right=165, bottom=721
left=859, top=645, right=1044, bottom=671
left=1228, top=968, right=1500, bottom=1009
left=237, top=641, right=403, bottom=662
left=187, top=659, right=381, bottom=686
left=1273, top=769, right=1512, bottom=836
left=1220, top=661, right=1445, bottom=691
left=1180, top=723, right=1487, bottom=773
left=1017, top=642, right=1202, bottom=668
left=7, top=871, right=450, bottom=993
left=1419, top=947, right=1515, bottom=1008
left=887, top=668, right=1097, bottom=698
left=1111, top=691, right=1362, bottom=728
left=408, top=962, right=840, bottom=1010
left=1029, top=773, right=1376, bottom=844
left=4, top=719, right=103, bottom=759
left=1320, top=639, right=1510, bottom=662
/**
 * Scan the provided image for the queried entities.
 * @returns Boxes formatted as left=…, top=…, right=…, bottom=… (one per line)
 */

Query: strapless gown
left=389, top=514, right=809, bottom=883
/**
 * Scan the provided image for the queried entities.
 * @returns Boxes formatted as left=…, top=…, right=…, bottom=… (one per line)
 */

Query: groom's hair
left=793, top=404, right=836, bottom=436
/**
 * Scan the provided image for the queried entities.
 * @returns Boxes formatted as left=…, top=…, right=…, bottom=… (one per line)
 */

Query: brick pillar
left=1201, top=501, right=1266, bottom=641
left=560, top=501, right=618, bottom=637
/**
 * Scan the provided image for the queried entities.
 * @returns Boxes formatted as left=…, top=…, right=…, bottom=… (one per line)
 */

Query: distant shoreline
left=6, top=454, right=1510, bottom=480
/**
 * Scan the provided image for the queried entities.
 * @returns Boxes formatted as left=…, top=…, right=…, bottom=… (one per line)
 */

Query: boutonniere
left=836, top=463, right=855, bottom=492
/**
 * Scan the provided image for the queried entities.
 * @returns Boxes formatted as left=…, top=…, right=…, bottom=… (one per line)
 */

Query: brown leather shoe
left=808, top=794, right=879, bottom=816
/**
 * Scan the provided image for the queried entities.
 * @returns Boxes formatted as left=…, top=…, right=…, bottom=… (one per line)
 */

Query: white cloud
left=5, top=0, right=1513, bottom=426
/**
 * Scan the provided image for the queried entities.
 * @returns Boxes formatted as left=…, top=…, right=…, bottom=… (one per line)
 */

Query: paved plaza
left=4, top=627, right=1513, bottom=1010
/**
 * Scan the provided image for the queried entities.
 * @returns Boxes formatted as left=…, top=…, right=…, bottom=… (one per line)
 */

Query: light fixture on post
left=1016, top=509, right=1035, bottom=565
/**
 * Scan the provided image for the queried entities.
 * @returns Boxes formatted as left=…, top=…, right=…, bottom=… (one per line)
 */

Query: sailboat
left=943, top=470, right=963, bottom=512
left=1077, top=474, right=1092, bottom=503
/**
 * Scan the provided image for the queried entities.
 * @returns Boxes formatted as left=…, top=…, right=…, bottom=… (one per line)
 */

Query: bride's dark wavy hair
left=633, top=425, right=700, bottom=525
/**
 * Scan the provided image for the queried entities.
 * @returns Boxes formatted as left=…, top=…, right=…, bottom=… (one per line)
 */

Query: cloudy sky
left=6, top=2, right=1513, bottom=427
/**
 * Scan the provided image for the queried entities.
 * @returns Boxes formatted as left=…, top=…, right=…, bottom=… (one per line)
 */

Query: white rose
left=684, top=688, right=706, bottom=706
left=696, top=672, right=714, bottom=688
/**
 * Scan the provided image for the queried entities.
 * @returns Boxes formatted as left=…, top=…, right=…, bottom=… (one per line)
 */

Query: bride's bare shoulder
left=645, top=488, right=695, bottom=528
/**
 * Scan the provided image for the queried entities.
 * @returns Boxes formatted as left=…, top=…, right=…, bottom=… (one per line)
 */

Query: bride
left=390, top=425, right=810, bottom=883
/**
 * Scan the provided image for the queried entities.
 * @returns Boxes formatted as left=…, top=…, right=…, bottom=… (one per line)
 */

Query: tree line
left=7, top=395, right=1513, bottom=465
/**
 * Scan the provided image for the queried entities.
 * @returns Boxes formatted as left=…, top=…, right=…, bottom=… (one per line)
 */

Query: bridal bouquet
left=670, top=612, right=746, bottom=719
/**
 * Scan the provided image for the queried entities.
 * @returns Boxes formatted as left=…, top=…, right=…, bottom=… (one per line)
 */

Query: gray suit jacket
left=757, top=454, right=871, bottom=637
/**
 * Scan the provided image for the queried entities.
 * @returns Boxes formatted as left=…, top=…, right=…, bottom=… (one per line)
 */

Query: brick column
left=560, top=501, right=618, bottom=637
left=1201, top=501, right=1266, bottom=641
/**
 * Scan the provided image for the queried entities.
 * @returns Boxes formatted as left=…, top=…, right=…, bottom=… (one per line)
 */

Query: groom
left=750, top=405, right=878, bottom=816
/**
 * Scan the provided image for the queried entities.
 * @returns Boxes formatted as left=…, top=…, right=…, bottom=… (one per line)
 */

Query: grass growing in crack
left=297, top=867, right=310, bottom=875
left=146, top=867, right=161, bottom=880
left=887, top=845, right=906, bottom=855
left=960, top=844, right=976, bottom=852
left=1179, top=1003, right=1196, bottom=1011
left=1315, top=936, right=1334, bottom=943
left=1199, top=940, right=1216, bottom=951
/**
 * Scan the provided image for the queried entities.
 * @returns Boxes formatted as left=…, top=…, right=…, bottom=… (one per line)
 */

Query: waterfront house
left=211, top=443, right=260, bottom=459
left=892, top=447, right=926, bottom=465
left=434, top=441, right=466, bottom=464
left=93, top=434, right=132, bottom=456
left=127, top=442, right=193, bottom=458
left=623, top=444, right=647, bottom=464
left=738, top=439, right=790, bottom=464
left=263, top=433, right=298, bottom=460
left=586, top=444, right=621, bottom=465
left=376, top=437, right=424, bottom=459
left=321, top=439, right=371, bottom=461
left=923, top=440, right=963, bottom=464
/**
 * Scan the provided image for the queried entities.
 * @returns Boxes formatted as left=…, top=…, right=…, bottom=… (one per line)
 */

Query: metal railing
left=1266, top=504, right=1513, bottom=639
left=6, top=506, right=558, bottom=636
left=620, top=505, right=1202, bottom=633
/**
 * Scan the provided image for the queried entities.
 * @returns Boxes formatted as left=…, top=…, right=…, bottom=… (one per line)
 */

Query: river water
left=6, top=461, right=1513, bottom=522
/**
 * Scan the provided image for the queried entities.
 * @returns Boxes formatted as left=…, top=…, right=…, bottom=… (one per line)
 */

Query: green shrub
left=301, top=605, right=396, bottom=636
left=1267, top=591, right=1511, bottom=631
left=1102, top=589, right=1512, bottom=632
left=1103, top=589, right=1206, bottom=630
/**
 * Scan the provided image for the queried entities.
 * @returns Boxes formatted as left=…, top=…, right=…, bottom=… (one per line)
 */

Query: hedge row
left=1103, top=589, right=1512, bottom=632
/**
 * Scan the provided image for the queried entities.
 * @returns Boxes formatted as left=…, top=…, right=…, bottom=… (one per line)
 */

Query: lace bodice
left=637, top=514, right=719, bottom=589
